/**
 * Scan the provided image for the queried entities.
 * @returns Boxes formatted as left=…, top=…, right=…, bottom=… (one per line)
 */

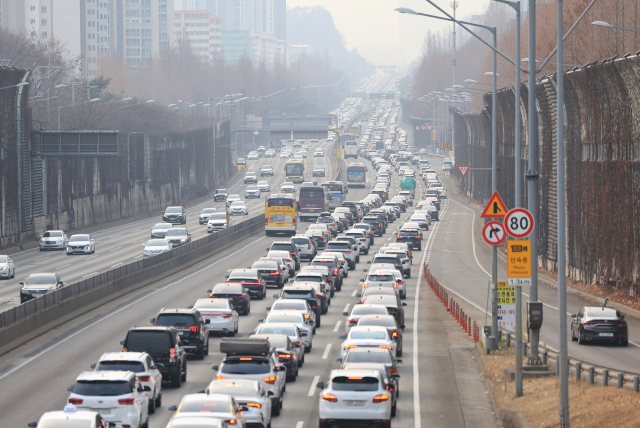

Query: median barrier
left=0, top=214, right=265, bottom=357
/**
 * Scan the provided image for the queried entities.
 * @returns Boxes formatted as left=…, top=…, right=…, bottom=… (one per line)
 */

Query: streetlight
left=57, top=98, right=100, bottom=128
left=522, top=58, right=583, bottom=69
left=465, top=79, right=510, bottom=88
left=484, top=71, right=527, bottom=80
left=591, top=20, right=640, bottom=33
left=0, top=81, right=29, bottom=91
left=119, top=99, right=155, bottom=109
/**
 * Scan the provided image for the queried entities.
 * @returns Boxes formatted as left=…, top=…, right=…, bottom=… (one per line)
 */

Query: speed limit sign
left=504, top=208, right=534, bottom=238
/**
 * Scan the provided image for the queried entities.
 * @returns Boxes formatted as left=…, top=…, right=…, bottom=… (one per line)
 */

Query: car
left=226, top=194, right=241, bottom=207
left=379, top=248, right=412, bottom=278
left=151, top=307, right=210, bottom=359
left=251, top=260, right=286, bottom=288
left=91, top=352, right=163, bottom=414
left=28, top=405, right=108, bottom=428
left=326, top=240, right=357, bottom=269
left=261, top=165, right=274, bottom=176
left=265, top=150, right=275, bottom=158
left=337, top=347, right=402, bottom=374
left=368, top=267, right=406, bottom=299
left=165, top=417, right=225, bottom=428
left=142, top=238, right=172, bottom=258
left=252, top=333, right=302, bottom=379
left=280, top=151, right=291, bottom=159
left=261, top=311, right=314, bottom=350
left=274, top=284, right=324, bottom=327
left=167, top=393, right=245, bottom=428
left=396, top=228, right=422, bottom=250
left=409, top=213, right=430, bottom=230
left=571, top=306, right=629, bottom=345
left=19, top=273, right=64, bottom=303
left=226, top=269, right=267, bottom=300
left=66, top=234, right=95, bottom=255
left=244, top=172, right=258, bottom=184
left=362, top=295, right=407, bottom=325
left=310, top=255, right=344, bottom=290
left=280, top=182, right=295, bottom=193
left=39, top=230, right=68, bottom=250
left=313, top=166, right=326, bottom=177
left=344, top=229, right=370, bottom=254
left=317, top=215, right=339, bottom=237
left=314, top=150, right=324, bottom=158
left=260, top=256, right=291, bottom=282
left=205, top=379, right=272, bottom=427
left=247, top=152, right=259, bottom=160
left=165, top=227, right=191, bottom=247
left=362, top=216, right=384, bottom=236
left=343, top=304, right=389, bottom=334
left=199, top=208, right=218, bottom=224
left=353, top=223, right=375, bottom=245
left=213, top=189, right=228, bottom=201
left=360, top=272, right=400, bottom=297
left=266, top=250, right=296, bottom=276
left=207, top=213, right=228, bottom=232
left=338, top=325, right=396, bottom=359
left=342, top=363, right=400, bottom=415
left=229, top=201, right=249, bottom=215
left=213, top=338, right=287, bottom=416
left=245, top=185, right=261, bottom=198
left=267, top=298, right=317, bottom=330
left=301, top=181, right=315, bottom=187
left=257, top=180, right=271, bottom=192
left=67, top=371, right=150, bottom=428
left=120, top=326, right=187, bottom=387
left=371, top=253, right=404, bottom=274
left=291, top=235, right=317, bottom=260
left=237, top=157, right=247, bottom=165
left=269, top=241, right=301, bottom=269
left=163, top=206, right=186, bottom=224
left=316, top=369, right=392, bottom=428
left=357, top=314, right=404, bottom=356
left=208, top=282, right=251, bottom=315
left=299, top=265, right=336, bottom=298
left=0, top=255, right=15, bottom=279
left=151, top=222, right=173, bottom=238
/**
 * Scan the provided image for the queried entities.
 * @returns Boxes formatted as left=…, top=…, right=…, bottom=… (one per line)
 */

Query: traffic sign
left=504, top=208, right=534, bottom=238
left=444, top=142, right=451, bottom=149
left=427, top=125, right=432, bottom=130
left=481, top=191, right=508, bottom=218
left=438, top=143, right=444, bottom=149
left=415, top=126, right=420, bottom=130
left=457, top=165, right=470, bottom=178
left=482, top=221, right=507, bottom=246
left=432, top=131, right=437, bottom=140
left=507, top=239, right=532, bottom=284
left=496, top=280, right=516, bottom=332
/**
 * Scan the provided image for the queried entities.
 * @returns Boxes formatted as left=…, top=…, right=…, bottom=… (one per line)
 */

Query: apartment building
left=252, top=32, right=284, bottom=67
left=209, top=15, right=221, bottom=58
left=174, top=10, right=211, bottom=61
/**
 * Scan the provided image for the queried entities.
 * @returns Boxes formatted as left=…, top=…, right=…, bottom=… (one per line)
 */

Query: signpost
left=444, top=142, right=451, bottom=149
left=457, top=165, right=470, bottom=178
left=507, top=240, right=532, bottom=286
left=504, top=208, right=534, bottom=239
left=482, top=221, right=507, bottom=246
left=369, top=92, right=395, bottom=100
left=481, top=191, right=508, bottom=218
left=497, top=280, right=516, bottom=332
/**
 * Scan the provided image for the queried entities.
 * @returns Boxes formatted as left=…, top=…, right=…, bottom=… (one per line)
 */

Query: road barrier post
left=523, top=341, right=528, bottom=357
left=555, top=359, right=559, bottom=376
left=634, top=376, right=639, bottom=393
left=575, top=362, right=581, bottom=381
left=506, top=332, right=511, bottom=348
left=468, top=316, right=472, bottom=335
left=618, top=373, right=624, bottom=388
left=602, top=369, right=609, bottom=387
left=589, top=367, right=595, bottom=385
left=542, top=351, right=547, bottom=365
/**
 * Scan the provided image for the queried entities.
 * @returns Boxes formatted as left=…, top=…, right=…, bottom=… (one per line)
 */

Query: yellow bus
left=284, top=159, right=305, bottom=183
left=265, top=193, right=297, bottom=236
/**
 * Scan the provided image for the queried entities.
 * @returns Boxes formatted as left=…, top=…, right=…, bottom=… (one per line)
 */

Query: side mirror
left=241, top=406, right=250, bottom=412
left=187, top=305, right=194, bottom=309
left=362, top=269, right=368, bottom=273
left=392, top=374, right=401, bottom=380
left=273, top=294, right=279, bottom=298
left=67, top=385, right=74, bottom=392
left=150, top=318, right=156, bottom=324
left=367, top=261, right=371, bottom=264
left=258, top=319, right=264, bottom=323
left=402, top=303, right=407, bottom=306
left=207, top=289, right=212, bottom=293
left=278, top=366, right=287, bottom=371
left=90, top=363, right=96, bottom=369
left=143, top=386, right=151, bottom=392
left=339, top=334, right=346, bottom=339
left=316, top=381, right=325, bottom=389
left=397, top=359, right=403, bottom=364
left=198, top=389, right=206, bottom=393
left=359, top=278, right=364, bottom=282
left=120, top=340, right=125, bottom=345
left=141, top=244, right=145, bottom=247
left=400, top=324, right=406, bottom=330
left=168, top=405, right=178, bottom=411
left=28, top=423, right=37, bottom=428
left=211, top=365, right=219, bottom=371
left=266, top=307, right=272, bottom=311
left=266, top=248, right=270, bottom=252
left=224, top=275, right=229, bottom=279
left=309, top=320, right=315, bottom=325
left=267, top=391, right=275, bottom=397
left=342, top=311, right=348, bottom=316
left=571, top=314, right=576, bottom=318
left=335, top=358, right=343, bottom=363
left=205, top=319, right=211, bottom=324
left=19, top=281, right=24, bottom=285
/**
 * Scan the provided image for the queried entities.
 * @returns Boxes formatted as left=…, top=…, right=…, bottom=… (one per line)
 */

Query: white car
left=226, top=194, right=241, bottom=207
left=91, top=352, right=163, bottom=414
left=244, top=172, right=258, bottom=183
left=207, top=213, right=228, bottom=232
left=338, top=325, right=396, bottom=359
left=280, top=151, right=291, bottom=159
left=229, top=201, right=249, bottom=215
left=257, top=181, right=271, bottom=192
left=343, top=304, right=389, bottom=334
left=247, top=152, right=259, bottom=160
left=199, top=208, right=218, bottom=224
left=39, top=230, right=68, bottom=251
left=66, top=234, right=95, bottom=255
left=344, top=229, right=371, bottom=254
left=142, top=239, right=172, bottom=258
left=28, top=405, right=107, bottom=428
left=316, top=369, right=392, bottom=427
left=253, top=322, right=305, bottom=354
left=206, top=379, right=272, bottom=428
left=314, top=150, right=324, bottom=158
left=268, top=298, right=317, bottom=328
left=370, top=268, right=406, bottom=299
left=194, top=298, right=239, bottom=335
left=262, top=311, right=314, bottom=350
left=281, top=182, right=295, bottom=193
left=166, top=417, right=225, bottom=428
left=167, top=394, right=245, bottom=428
left=245, top=185, right=261, bottom=199
left=67, top=371, right=149, bottom=428
left=290, top=235, right=317, bottom=260
left=150, top=222, right=173, bottom=238
left=0, top=255, right=15, bottom=279
left=267, top=250, right=295, bottom=276
left=261, top=165, right=274, bottom=176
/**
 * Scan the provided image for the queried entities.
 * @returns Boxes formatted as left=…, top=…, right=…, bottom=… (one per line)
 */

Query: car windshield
left=25, top=275, right=56, bottom=285
left=350, top=331, right=387, bottom=340
left=352, top=306, right=387, bottom=316
left=273, top=302, right=306, bottom=310
left=180, top=398, right=230, bottom=412
left=345, top=351, right=392, bottom=364
left=295, top=275, right=321, bottom=282
left=165, top=229, right=187, bottom=237
left=374, top=257, right=398, bottom=264
left=221, top=359, right=270, bottom=375
left=0, top=256, right=8, bottom=263
left=282, top=182, right=294, bottom=187
left=202, top=209, right=217, bottom=214
left=331, top=376, right=379, bottom=391
left=125, top=331, right=171, bottom=354
left=267, top=315, right=303, bottom=323
left=165, top=208, right=182, bottom=213
left=258, top=181, right=269, bottom=185
left=154, top=223, right=172, bottom=230
left=43, top=231, right=63, bottom=238
left=69, top=235, right=89, bottom=242
left=359, top=316, right=397, bottom=328
left=72, top=380, right=131, bottom=396
left=210, top=213, right=226, bottom=220
left=96, top=361, right=145, bottom=373
left=154, top=314, right=196, bottom=327
left=216, top=189, right=228, bottom=194
left=39, top=421, right=93, bottom=428
left=246, top=172, right=256, bottom=177
left=209, top=382, right=256, bottom=395
left=212, top=284, right=244, bottom=293
left=194, top=299, right=229, bottom=309
left=314, top=167, right=324, bottom=171
left=145, top=240, right=168, bottom=247
left=256, top=325, right=296, bottom=335
left=247, top=186, right=259, bottom=191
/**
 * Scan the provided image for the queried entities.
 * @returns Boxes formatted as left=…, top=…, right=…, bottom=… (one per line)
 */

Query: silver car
left=199, top=208, right=218, bottom=224
left=150, top=222, right=173, bottom=238
left=291, top=235, right=316, bottom=260
left=245, top=185, right=261, bottom=199
left=229, top=201, right=249, bottom=215
left=257, top=181, right=271, bottom=192
left=66, top=234, right=95, bottom=255
left=262, top=311, right=314, bottom=350
left=226, top=194, right=241, bottom=207
left=0, top=255, right=15, bottom=279
left=280, top=182, right=295, bottom=193
left=39, top=230, right=68, bottom=251
left=142, top=239, right=172, bottom=259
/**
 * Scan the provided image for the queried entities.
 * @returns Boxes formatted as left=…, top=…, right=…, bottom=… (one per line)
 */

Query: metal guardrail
left=0, top=214, right=264, bottom=330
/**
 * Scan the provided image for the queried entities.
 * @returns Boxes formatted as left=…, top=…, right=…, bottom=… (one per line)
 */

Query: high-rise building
left=209, top=15, right=221, bottom=58
left=174, top=0, right=206, bottom=10
left=207, top=0, right=284, bottom=42
left=174, top=10, right=212, bottom=61
left=252, top=32, right=284, bottom=67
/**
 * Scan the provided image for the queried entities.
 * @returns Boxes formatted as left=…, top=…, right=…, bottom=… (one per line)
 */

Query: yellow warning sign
left=481, top=191, right=508, bottom=218
left=507, top=240, right=532, bottom=277
left=444, top=142, right=451, bottom=149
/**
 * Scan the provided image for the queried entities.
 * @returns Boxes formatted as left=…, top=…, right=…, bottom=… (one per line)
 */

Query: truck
left=400, top=177, right=416, bottom=197
left=270, top=139, right=283, bottom=151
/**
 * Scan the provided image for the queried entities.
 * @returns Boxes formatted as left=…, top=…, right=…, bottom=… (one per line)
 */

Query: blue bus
left=321, top=181, right=347, bottom=211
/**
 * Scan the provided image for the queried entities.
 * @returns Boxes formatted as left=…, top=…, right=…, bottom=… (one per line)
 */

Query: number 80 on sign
left=504, top=208, right=534, bottom=238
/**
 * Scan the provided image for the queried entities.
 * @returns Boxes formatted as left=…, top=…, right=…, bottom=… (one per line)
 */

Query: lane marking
left=343, top=303, right=350, bottom=313
left=0, top=236, right=267, bottom=382
left=82, top=272, right=99, bottom=278
left=308, top=375, right=320, bottom=397
left=295, top=422, right=304, bottom=428
left=322, top=343, right=332, bottom=359
left=109, top=247, right=122, bottom=252
left=84, top=255, right=98, bottom=260
left=33, top=257, right=49, bottom=262
left=134, top=255, right=143, bottom=259
left=333, top=320, right=342, bottom=332
left=351, top=289, right=357, bottom=297
left=110, top=263, right=122, bottom=268
left=130, top=240, right=142, bottom=244
left=55, top=264, right=71, bottom=270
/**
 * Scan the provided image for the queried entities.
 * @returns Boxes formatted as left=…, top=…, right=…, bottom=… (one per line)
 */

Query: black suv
left=121, top=326, right=187, bottom=387
left=151, top=308, right=210, bottom=360
left=213, top=189, right=228, bottom=201
left=362, top=215, right=385, bottom=236
left=274, top=285, right=323, bottom=324
left=397, top=228, right=422, bottom=250
left=163, top=206, right=186, bottom=224
left=341, top=202, right=362, bottom=222
left=226, top=269, right=267, bottom=299
left=269, top=241, right=301, bottom=269
left=208, top=282, right=251, bottom=315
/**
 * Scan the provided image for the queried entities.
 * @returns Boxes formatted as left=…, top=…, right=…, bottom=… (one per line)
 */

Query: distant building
left=208, top=0, right=285, bottom=42
left=174, top=10, right=212, bottom=61
left=221, top=29, right=253, bottom=65
left=287, top=44, right=312, bottom=63
left=209, top=15, right=222, bottom=58
left=252, top=32, right=285, bottom=67
left=174, top=0, right=206, bottom=10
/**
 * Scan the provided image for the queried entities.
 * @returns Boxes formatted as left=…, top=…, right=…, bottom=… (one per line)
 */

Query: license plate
left=91, top=408, right=110, bottom=414
left=344, top=400, right=366, bottom=406
left=599, top=332, right=614, bottom=337
left=177, top=331, right=184, bottom=335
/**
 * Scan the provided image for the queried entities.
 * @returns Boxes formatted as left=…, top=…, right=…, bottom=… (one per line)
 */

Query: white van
left=443, top=160, right=453, bottom=171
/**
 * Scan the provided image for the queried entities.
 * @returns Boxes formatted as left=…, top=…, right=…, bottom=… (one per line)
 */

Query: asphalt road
left=0, top=139, right=335, bottom=310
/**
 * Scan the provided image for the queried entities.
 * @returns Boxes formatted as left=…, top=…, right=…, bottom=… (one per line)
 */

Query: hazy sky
left=288, top=0, right=493, bottom=68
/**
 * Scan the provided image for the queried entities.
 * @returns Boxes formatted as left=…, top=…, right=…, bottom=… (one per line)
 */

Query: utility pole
left=451, top=1, right=458, bottom=86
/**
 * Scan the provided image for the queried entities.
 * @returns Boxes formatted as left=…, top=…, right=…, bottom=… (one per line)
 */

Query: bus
left=346, top=162, right=367, bottom=188
left=344, top=140, right=358, bottom=159
left=298, top=186, right=330, bottom=221
left=265, top=193, right=297, bottom=236
left=284, top=159, right=305, bottom=183
left=350, top=125, right=361, bottom=136
left=321, top=181, right=347, bottom=211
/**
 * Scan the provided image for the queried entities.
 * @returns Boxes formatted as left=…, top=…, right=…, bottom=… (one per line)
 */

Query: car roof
left=99, top=352, right=148, bottom=363
left=329, top=369, right=381, bottom=379
left=229, top=269, right=259, bottom=276
left=26, top=273, right=56, bottom=278
left=39, top=408, right=100, bottom=423
left=76, top=370, right=135, bottom=381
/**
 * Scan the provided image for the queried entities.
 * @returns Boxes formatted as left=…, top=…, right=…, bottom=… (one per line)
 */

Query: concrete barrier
left=0, top=215, right=264, bottom=357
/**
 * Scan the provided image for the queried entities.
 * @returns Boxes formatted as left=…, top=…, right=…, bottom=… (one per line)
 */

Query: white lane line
left=295, top=422, right=304, bottom=428
left=448, top=199, right=490, bottom=278
left=33, top=257, right=49, bottom=262
left=82, top=272, right=99, bottom=278
left=131, top=240, right=142, bottom=244
left=131, top=229, right=141, bottom=232
left=134, top=255, right=143, bottom=259
left=84, top=255, right=98, bottom=260
left=0, top=237, right=267, bottom=382
left=110, top=263, right=122, bottom=268
left=308, top=375, right=320, bottom=397
left=351, top=289, right=357, bottom=297
left=111, top=235, right=121, bottom=239
left=109, top=247, right=122, bottom=252
left=322, top=343, right=332, bottom=359
left=333, top=320, right=342, bottom=332
left=343, top=303, right=350, bottom=313
left=55, top=264, right=71, bottom=270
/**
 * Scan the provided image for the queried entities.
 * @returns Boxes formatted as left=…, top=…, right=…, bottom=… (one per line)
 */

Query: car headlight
left=57, top=239, right=62, bottom=243
left=0, top=265, right=6, bottom=270
left=40, top=239, right=45, bottom=243
left=181, top=238, right=187, bottom=242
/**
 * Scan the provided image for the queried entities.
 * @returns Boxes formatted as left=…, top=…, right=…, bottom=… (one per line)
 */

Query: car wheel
left=148, top=390, right=157, bottom=414
left=204, top=337, right=210, bottom=356
left=245, top=303, right=251, bottom=315
left=578, top=329, right=585, bottom=345
left=171, top=370, right=182, bottom=388
left=234, top=321, right=239, bottom=335
left=155, top=392, right=162, bottom=408
left=140, top=413, right=150, bottom=428
left=364, top=249, right=369, bottom=255
left=397, top=347, right=403, bottom=357
left=417, top=245, right=422, bottom=251
left=316, top=316, right=321, bottom=328
left=391, top=401, right=397, bottom=417
left=622, top=340, right=629, bottom=346
left=406, top=269, right=411, bottom=278
left=370, top=239, right=375, bottom=245
left=271, top=397, right=281, bottom=416
left=571, top=327, right=577, bottom=341
left=181, top=361, right=187, bottom=382
left=306, top=342, right=312, bottom=352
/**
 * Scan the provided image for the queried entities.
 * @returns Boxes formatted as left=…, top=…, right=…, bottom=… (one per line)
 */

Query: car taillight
left=263, top=375, right=276, bottom=384
left=397, top=235, right=402, bottom=238
left=308, top=245, right=311, bottom=249
left=373, top=394, right=389, bottom=403
left=222, top=314, right=233, bottom=318
left=225, top=419, right=237, bottom=425
left=137, top=375, right=151, bottom=382
left=292, top=341, right=302, bottom=346
left=404, top=259, right=410, bottom=262
left=270, top=271, right=280, bottom=275
left=344, top=345, right=358, bottom=349
left=169, top=348, right=176, bottom=358
left=69, top=398, right=83, bottom=405
left=190, top=326, right=199, bottom=332
left=378, top=223, right=381, bottom=227
left=118, top=398, right=135, bottom=405
left=334, top=268, right=339, bottom=275
left=389, top=368, right=397, bottom=374
left=398, top=280, right=404, bottom=285
left=215, top=376, right=228, bottom=380
left=583, top=321, right=597, bottom=326
left=304, top=314, right=310, bottom=319
left=235, top=296, right=246, bottom=300
left=284, top=259, right=292, bottom=263
left=348, top=319, right=358, bottom=325
left=316, top=292, right=324, bottom=297
left=391, top=331, right=398, bottom=337
left=331, top=223, right=336, bottom=226
left=379, top=345, right=392, bottom=350
left=322, top=393, right=338, bottom=402
left=345, top=251, right=351, bottom=254
left=363, top=283, right=368, bottom=288
left=279, top=354, right=292, bottom=359
left=246, top=402, right=262, bottom=409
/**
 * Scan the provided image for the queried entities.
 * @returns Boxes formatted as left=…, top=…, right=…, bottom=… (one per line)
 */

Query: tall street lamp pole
left=57, top=98, right=101, bottom=128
